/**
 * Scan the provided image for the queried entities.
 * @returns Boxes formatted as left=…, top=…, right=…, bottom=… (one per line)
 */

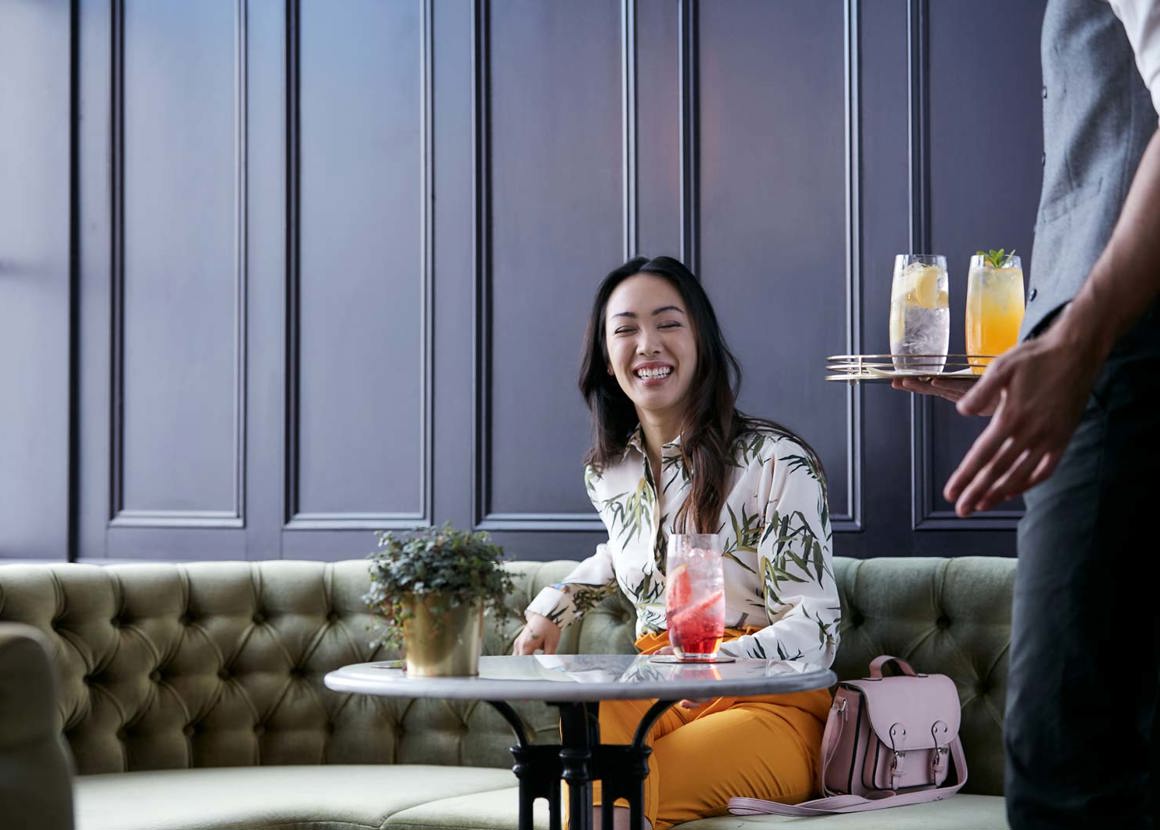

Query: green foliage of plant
left=363, top=523, right=516, bottom=649
left=976, top=248, right=1016, bottom=269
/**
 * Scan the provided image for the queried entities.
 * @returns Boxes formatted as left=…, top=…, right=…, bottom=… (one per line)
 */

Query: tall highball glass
left=665, top=534, right=725, bottom=661
left=889, top=254, right=949, bottom=372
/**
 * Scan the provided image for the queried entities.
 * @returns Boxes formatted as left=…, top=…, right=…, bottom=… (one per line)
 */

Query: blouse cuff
left=526, top=585, right=573, bottom=628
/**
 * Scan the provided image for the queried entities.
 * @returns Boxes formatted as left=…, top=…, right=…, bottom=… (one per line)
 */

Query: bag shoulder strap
left=729, top=738, right=969, bottom=817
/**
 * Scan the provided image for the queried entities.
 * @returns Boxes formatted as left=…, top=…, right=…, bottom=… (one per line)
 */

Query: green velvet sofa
left=0, top=556, right=1013, bottom=830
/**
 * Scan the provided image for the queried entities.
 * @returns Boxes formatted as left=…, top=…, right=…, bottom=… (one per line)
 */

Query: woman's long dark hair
left=579, top=256, right=806, bottom=534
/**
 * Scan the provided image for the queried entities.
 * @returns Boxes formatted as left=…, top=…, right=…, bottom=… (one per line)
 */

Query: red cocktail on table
left=665, top=533, right=725, bottom=661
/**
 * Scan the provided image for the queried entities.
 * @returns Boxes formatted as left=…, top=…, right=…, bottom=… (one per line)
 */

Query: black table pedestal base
left=487, top=699, right=677, bottom=830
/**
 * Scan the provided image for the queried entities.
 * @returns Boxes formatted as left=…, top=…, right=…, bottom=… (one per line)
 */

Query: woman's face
left=604, top=273, right=699, bottom=428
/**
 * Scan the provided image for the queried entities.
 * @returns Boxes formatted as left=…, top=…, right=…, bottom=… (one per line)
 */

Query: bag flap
left=844, top=674, right=961, bottom=751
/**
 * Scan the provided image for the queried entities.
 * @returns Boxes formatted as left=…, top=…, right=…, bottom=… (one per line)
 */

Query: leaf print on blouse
left=806, top=604, right=842, bottom=652
left=722, top=504, right=759, bottom=574
left=760, top=508, right=833, bottom=611
left=653, top=515, right=668, bottom=572
left=584, top=465, right=604, bottom=499
left=731, top=430, right=771, bottom=469
left=599, top=476, right=656, bottom=545
left=569, top=583, right=618, bottom=617
left=625, top=564, right=665, bottom=606
left=660, top=453, right=686, bottom=494
left=779, top=452, right=822, bottom=483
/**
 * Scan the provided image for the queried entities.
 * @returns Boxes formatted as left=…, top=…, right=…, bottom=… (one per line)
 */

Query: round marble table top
left=324, top=654, right=836, bottom=702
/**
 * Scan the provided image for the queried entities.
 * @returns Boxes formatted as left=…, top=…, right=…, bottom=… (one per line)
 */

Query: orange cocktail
left=966, top=252, right=1025, bottom=373
left=665, top=534, right=725, bottom=661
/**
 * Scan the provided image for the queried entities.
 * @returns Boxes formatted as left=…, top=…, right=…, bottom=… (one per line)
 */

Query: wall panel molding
left=108, top=0, right=247, bottom=530
left=907, top=0, right=1020, bottom=531
left=678, top=0, right=698, bottom=275
left=473, top=0, right=619, bottom=533
left=283, top=0, right=434, bottom=531
left=622, top=0, right=638, bottom=260
left=833, top=0, right=864, bottom=531
left=474, top=0, right=863, bottom=535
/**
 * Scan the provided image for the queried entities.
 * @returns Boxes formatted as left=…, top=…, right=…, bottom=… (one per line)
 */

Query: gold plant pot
left=402, top=596, right=484, bottom=677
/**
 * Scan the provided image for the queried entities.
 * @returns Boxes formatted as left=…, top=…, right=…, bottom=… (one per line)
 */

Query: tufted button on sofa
left=0, top=557, right=1013, bottom=830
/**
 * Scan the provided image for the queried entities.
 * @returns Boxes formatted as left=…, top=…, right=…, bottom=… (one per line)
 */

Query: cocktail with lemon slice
left=665, top=534, right=725, bottom=661
left=889, top=254, right=949, bottom=372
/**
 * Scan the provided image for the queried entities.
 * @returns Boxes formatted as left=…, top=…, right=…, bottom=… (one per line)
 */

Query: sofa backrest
left=0, top=556, right=1012, bottom=794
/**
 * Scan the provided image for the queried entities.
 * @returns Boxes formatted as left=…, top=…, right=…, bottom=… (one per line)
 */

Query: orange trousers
left=588, top=631, right=831, bottom=830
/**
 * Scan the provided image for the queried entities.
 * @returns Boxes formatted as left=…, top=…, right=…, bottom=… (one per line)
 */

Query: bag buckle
left=929, top=719, right=950, bottom=780
left=930, top=745, right=949, bottom=778
left=890, top=750, right=906, bottom=786
left=888, top=722, right=908, bottom=786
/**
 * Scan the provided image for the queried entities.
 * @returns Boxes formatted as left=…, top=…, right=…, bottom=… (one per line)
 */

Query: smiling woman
left=511, top=256, right=841, bottom=830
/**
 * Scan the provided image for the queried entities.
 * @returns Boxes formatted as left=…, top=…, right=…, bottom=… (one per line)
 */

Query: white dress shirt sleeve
left=1108, top=0, right=1160, bottom=117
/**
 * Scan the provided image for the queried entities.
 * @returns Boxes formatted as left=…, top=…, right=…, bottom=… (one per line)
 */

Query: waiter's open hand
left=940, top=321, right=1105, bottom=516
left=891, top=377, right=990, bottom=409
left=512, top=612, right=561, bottom=655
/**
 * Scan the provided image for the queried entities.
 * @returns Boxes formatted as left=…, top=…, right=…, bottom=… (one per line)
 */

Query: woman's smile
left=633, top=361, right=675, bottom=385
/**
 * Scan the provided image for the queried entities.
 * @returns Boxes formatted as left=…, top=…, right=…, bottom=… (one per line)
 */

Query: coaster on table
left=648, top=654, right=736, bottom=664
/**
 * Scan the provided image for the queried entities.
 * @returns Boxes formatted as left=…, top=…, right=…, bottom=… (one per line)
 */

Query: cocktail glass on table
left=665, top=533, right=725, bottom=661
left=889, top=254, right=949, bottom=373
left=966, top=250, right=1025, bottom=374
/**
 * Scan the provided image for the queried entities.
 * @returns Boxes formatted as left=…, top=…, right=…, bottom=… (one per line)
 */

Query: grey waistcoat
left=1024, top=0, right=1157, bottom=339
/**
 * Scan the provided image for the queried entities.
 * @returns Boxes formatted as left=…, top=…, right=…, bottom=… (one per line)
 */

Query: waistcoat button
left=1028, top=287, right=1038, bottom=301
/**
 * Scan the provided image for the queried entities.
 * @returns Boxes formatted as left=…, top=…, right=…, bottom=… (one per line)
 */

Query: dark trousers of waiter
left=1006, top=310, right=1160, bottom=830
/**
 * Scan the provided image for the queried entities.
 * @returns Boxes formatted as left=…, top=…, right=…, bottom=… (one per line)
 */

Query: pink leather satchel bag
left=729, top=655, right=969, bottom=816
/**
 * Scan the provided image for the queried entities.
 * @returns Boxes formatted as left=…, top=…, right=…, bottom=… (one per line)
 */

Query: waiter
left=894, top=1, right=1160, bottom=827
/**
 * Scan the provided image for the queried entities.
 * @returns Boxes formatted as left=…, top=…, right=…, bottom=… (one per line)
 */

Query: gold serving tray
left=825, top=354, right=994, bottom=383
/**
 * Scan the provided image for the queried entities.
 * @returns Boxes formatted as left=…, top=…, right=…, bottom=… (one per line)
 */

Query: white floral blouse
left=526, top=423, right=841, bottom=667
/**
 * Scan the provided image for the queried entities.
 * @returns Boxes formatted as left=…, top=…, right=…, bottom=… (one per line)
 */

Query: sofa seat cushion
left=74, top=765, right=520, bottom=830
left=379, top=789, right=1005, bottom=830
left=676, top=794, right=1006, bottom=829
left=382, top=788, right=551, bottom=830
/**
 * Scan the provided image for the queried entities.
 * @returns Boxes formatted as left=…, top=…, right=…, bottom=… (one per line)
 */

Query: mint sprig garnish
left=976, top=248, right=1015, bottom=269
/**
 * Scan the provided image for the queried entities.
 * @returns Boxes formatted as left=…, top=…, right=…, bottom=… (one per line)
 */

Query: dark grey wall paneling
left=852, top=0, right=914, bottom=557
left=0, top=0, right=71, bottom=560
left=114, top=0, right=244, bottom=526
left=918, top=0, right=1044, bottom=529
left=244, top=0, right=288, bottom=559
left=287, top=0, right=431, bottom=533
left=78, top=0, right=115, bottom=560
left=36, top=0, right=1045, bottom=562
left=430, top=0, right=477, bottom=537
left=478, top=0, right=622, bottom=531
left=697, top=0, right=857, bottom=526
left=635, top=0, right=681, bottom=258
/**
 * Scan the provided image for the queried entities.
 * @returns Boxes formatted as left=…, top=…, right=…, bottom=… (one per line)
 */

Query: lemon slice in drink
left=907, top=265, right=942, bottom=309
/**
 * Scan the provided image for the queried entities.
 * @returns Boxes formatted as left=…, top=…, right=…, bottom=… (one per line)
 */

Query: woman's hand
left=512, top=613, right=562, bottom=655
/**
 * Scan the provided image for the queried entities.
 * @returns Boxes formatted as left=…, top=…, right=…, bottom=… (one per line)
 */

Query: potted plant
left=363, top=524, right=515, bottom=676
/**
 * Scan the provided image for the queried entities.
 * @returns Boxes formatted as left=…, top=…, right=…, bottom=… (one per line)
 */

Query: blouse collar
left=625, top=424, right=684, bottom=458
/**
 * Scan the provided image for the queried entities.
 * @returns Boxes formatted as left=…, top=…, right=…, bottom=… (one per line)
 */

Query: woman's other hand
left=512, top=613, right=562, bottom=655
